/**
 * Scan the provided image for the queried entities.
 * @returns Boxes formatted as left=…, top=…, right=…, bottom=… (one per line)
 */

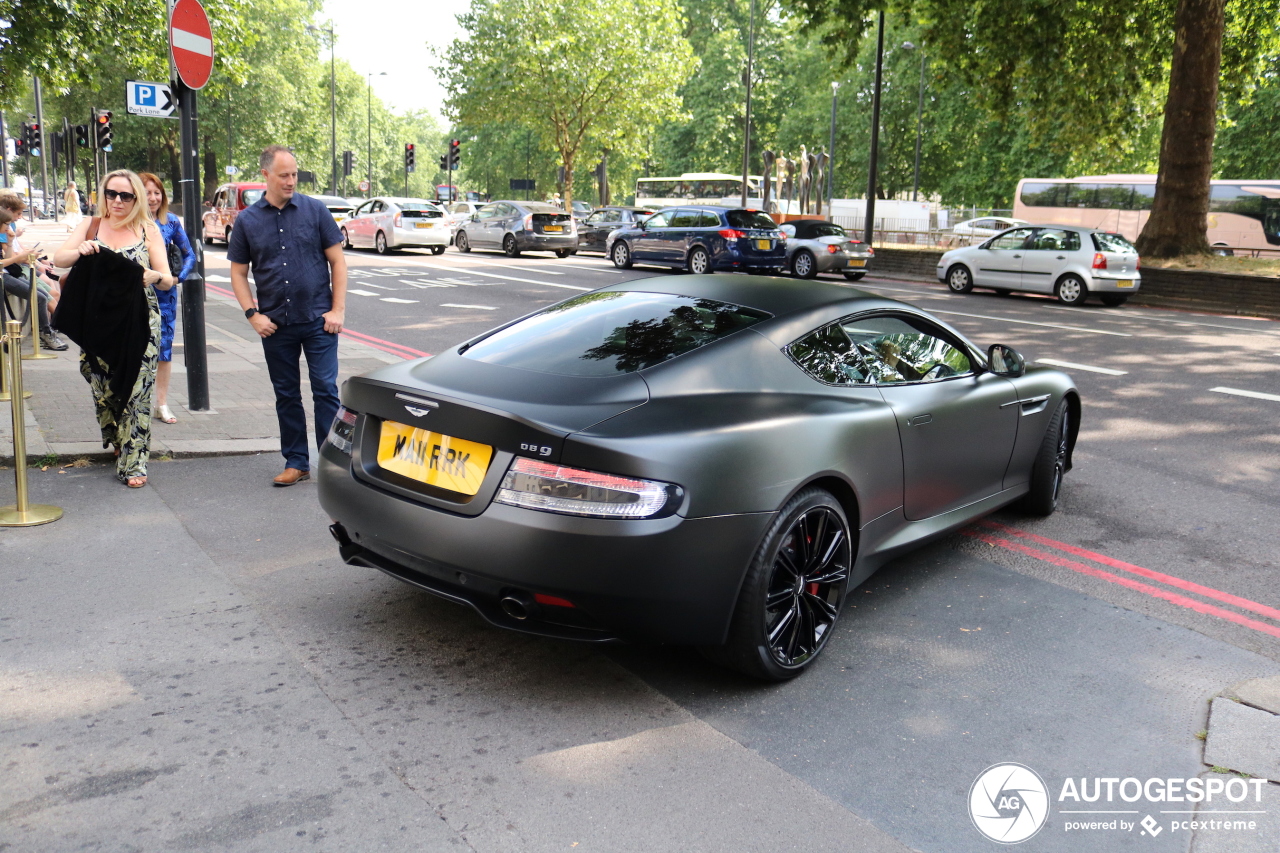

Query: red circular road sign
left=170, top=0, right=214, bottom=90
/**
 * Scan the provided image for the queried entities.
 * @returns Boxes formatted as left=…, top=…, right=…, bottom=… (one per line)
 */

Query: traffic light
left=26, top=121, right=41, bottom=156
left=404, top=143, right=415, bottom=172
left=95, top=110, right=113, bottom=150
left=342, top=150, right=354, bottom=176
left=51, top=130, right=63, bottom=170
left=74, top=124, right=90, bottom=148
left=448, top=138, right=461, bottom=169
left=13, top=126, right=26, bottom=158
left=438, top=153, right=448, bottom=170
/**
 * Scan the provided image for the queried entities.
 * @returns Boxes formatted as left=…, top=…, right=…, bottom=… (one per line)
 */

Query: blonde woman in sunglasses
left=54, top=169, right=176, bottom=488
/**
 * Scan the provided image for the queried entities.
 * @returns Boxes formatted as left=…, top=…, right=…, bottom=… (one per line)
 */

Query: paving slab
left=1203, top=697, right=1280, bottom=780
left=1227, top=676, right=1280, bottom=715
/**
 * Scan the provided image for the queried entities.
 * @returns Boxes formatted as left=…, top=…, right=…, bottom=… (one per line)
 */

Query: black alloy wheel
left=842, top=271, right=866, bottom=281
left=341, top=228, right=351, bottom=249
left=792, top=250, right=817, bottom=279
left=375, top=231, right=390, bottom=254
left=431, top=245, right=446, bottom=255
left=611, top=241, right=632, bottom=269
left=1055, top=274, right=1087, bottom=306
left=503, top=234, right=521, bottom=257
left=706, top=488, right=852, bottom=680
left=455, top=231, right=471, bottom=253
left=946, top=264, right=973, bottom=294
left=1100, top=294, right=1128, bottom=307
left=688, top=246, right=711, bottom=275
left=1017, top=400, right=1070, bottom=516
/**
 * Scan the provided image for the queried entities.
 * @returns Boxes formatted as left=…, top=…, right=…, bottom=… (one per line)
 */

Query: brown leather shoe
left=273, top=467, right=311, bottom=487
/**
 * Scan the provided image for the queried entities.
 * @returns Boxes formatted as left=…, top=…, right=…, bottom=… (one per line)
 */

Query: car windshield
left=1092, top=232, right=1136, bottom=253
left=398, top=202, right=437, bottom=211
left=726, top=210, right=777, bottom=230
left=809, top=224, right=846, bottom=238
left=241, top=189, right=264, bottom=206
left=463, top=291, right=771, bottom=376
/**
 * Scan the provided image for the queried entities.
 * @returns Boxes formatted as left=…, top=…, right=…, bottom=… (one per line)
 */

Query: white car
left=310, top=194, right=355, bottom=227
left=443, top=202, right=486, bottom=239
left=937, top=225, right=1141, bottom=307
left=949, top=217, right=1030, bottom=239
left=342, top=197, right=449, bottom=255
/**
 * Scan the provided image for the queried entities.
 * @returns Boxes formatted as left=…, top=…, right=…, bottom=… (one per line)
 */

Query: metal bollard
left=0, top=325, right=32, bottom=402
left=21, top=260, right=56, bottom=361
left=0, top=319, right=62, bottom=526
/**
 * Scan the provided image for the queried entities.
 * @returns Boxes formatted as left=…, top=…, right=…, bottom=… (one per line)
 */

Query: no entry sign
left=170, top=0, right=214, bottom=90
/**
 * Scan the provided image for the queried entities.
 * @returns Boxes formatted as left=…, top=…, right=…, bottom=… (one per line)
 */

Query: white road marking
left=435, top=267, right=591, bottom=290
left=440, top=303, right=497, bottom=310
left=380, top=297, right=418, bottom=304
left=205, top=274, right=232, bottom=282
left=929, top=309, right=1132, bottom=337
left=400, top=279, right=456, bottom=288
left=352, top=281, right=393, bottom=289
left=1035, top=358, right=1129, bottom=376
left=453, top=257, right=566, bottom=275
left=1210, top=387, right=1280, bottom=403
left=347, top=289, right=383, bottom=297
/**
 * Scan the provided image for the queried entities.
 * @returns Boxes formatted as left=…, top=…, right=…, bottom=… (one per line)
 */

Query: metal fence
left=829, top=209, right=1019, bottom=250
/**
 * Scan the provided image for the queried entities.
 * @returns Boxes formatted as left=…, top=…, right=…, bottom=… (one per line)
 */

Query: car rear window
left=807, top=223, right=847, bottom=238
left=1092, top=232, right=1136, bottom=253
left=241, top=189, right=264, bottom=207
left=726, top=210, right=777, bottom=230
left=463, top=291, right=771, bottom=376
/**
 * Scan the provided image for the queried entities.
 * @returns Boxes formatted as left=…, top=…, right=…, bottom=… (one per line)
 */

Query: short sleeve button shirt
left=227, top=192, right=344, bottom=325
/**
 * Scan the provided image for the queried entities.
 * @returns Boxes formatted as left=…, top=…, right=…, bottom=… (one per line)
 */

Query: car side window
left=780, top=224, right=797, bottom=238
left=841, top=315, right=972, bottom=384
left=670, top=209, right=700, bottom=228
left=1031, top=228, right=1079, bottom=251
left=989, top=228, right=1033, bottom=250
left=786, top=324, right=871, bottom=386
left=601, top=209, right=623, bottom=223
left=370, top=201, right=384, bottom=214
left=476, top=205, right=498, bottom=220
left=697, top=211, right=722, bottom=227
left=644, top=211, right=671, bottom=228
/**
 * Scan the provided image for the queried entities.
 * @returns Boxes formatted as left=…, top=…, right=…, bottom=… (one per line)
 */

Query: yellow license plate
left=756, top=239, right=771, bottom=250
left=377, top=422, right=493, bottom=495
left=849, top=259, right=866, bottom=267
left=1116, top=279, right=1135, bottom=288
left=544, top=225, right=563, bottom=232
left=415, top=221, right=433, bottom=229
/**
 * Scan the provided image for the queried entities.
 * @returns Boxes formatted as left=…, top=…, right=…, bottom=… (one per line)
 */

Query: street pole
left=740, top=0, right=756, bottom=208
left=864, top=10, right=885, bottom=246
left=912, top=50, right=926, bottom=202
left=33, top=77, right=55, bottom=223
left=0, top=113, right=9, bottom=188
left=328, top=27, right=336, bottom=195
left=828, top=82, right=838, bottom=215
left=177, top=82, right=210, bottom=412
left=62, top=117, right=72, bottom=188
left=366, top=74, right=373, bottom=195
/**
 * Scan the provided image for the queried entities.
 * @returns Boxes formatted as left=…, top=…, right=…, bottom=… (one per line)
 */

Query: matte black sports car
left=318, top=276, right=1079, bottom=680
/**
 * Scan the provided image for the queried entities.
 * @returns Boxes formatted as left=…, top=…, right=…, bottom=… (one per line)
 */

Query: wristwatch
left=244, top=308, right=258, bottom=319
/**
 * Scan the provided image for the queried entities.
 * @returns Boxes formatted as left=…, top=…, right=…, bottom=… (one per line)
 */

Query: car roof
left=310, top=195, right=350, bottom=205
left=599, top=274, right=891, bottom=321
left=376, top=197, right=438, bottom=205
left=788, top=219, right=845, bottom=238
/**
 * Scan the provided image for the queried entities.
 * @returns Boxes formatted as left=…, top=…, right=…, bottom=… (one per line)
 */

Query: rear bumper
left=391, top=226, right=449, bottom=247
left=516, top=231, right=578, bottom=251
left=317, top=449, right=773, bottom=645
left=1087, top=273, right=1142, bottom=293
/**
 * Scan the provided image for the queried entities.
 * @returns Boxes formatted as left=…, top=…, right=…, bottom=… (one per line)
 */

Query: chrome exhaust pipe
left=500, top=593, right=534, bottom=620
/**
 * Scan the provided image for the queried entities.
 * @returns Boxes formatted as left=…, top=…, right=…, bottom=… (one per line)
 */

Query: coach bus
left=635, top=173, right=765, bottom=209
left=1013, top=175, right=1280, bottom=255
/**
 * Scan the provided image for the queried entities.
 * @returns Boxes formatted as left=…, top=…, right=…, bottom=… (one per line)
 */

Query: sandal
left=156, top=404, right=177, bottom=424
left=125, top=476, right=147, bottom=489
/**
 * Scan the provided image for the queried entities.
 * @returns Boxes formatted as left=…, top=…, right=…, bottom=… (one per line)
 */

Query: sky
left=319, top=0, right=470, bottom=123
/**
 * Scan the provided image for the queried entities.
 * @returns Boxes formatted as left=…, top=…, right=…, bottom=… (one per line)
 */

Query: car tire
left=688, top=246, right=712, bottom=275
left=842, top=271, right=866, bottom=282
left=1055, top=274, right=1088, bottom=306
left=704, top=487, right=853, bottom=681
left=791, top=250, right=817, bottom=279
left=341, top=228, right=351, bottom=250
left=431, top=245, right=446, bottom=255
left=994, top=288, right=1011, bottom=297
left=201, top=227, right=213, bottom=246
left=503, top=234, right=520, bottom=257
left=1100, top=294, right=1129, bottom=307
left=611, top=241, right=632, bottom=269
left=1016, top=400, right=1070, bottom=517
left=224, top=225, right=233, bottom=247
left=946, top=264, right=973, bottom=294
left=456, top=231, right=471, bottom=253
left=375, top=231, right=390, bottom=255
left=555, top=249, right=572, bottom=258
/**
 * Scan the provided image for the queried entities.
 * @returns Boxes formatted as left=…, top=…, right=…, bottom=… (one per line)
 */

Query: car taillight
left=827, top=244, right=839, bottom=254
left=494, top=458, right=679, bottom=519
left=523, top=214, right=534, bottom=231
left=1136, top=256, right=1141, bottom=269
left=719, top=229, right=745, bottom=239
left=1092, top=252, right=1108, bottom=270
left=326, top=407, right=358, bottom=454
left=394, top=213, right=402, bottom=227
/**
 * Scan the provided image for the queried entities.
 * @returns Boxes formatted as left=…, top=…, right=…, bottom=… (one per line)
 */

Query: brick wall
left=873, top=248, right=1280, bottom=319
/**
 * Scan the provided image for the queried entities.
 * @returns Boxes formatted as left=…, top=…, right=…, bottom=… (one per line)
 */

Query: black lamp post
left=740, top=0, right=757, bottom=208
left=864, top=10, right=885, bottom=245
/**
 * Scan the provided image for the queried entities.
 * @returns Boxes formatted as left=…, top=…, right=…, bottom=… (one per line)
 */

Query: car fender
left=1001, top=368, right=1079, bottom=489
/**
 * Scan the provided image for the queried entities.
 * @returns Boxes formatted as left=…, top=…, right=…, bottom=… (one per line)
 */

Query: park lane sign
left=125, top=81, right=176, bottom=118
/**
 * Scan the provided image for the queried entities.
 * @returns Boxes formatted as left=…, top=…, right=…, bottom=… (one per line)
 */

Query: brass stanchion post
left=22, top=259, right=56, bottom=360
left=0, top=319, right=62, bottom=526
left=0, top=324, right=32, bottom=401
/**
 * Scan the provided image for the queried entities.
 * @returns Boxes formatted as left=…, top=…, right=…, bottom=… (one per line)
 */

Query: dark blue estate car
left=605, top=206, right=786, bottom=274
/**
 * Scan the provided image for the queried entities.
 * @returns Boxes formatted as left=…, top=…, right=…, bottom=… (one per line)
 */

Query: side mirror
left=987, top=344, right=1025, bottom=377
left=470, top=214, right=479, bottom=222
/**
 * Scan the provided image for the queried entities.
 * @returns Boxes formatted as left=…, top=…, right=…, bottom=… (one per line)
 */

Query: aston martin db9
left=318, top=276, right=1079, bottom=680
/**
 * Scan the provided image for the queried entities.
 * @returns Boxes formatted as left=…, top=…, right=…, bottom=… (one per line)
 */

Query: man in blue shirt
left=229, top=145, right=348, bottom=486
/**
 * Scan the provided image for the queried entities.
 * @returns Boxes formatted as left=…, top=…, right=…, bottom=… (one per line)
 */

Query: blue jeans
left=261, top=317, right=340, bottom=471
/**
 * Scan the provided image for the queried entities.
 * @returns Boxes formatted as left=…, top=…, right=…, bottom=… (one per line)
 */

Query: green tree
left=443, top=0, right=696, bottom=208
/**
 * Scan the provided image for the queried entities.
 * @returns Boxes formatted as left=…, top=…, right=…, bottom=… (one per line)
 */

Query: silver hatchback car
left=937, top=226, right=1141, bottom=307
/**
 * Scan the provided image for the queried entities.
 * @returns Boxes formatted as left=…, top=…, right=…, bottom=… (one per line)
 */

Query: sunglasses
left=104, top=189, right=137, bottom=202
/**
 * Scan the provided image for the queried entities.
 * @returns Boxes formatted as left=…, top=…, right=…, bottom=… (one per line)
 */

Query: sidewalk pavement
left=1, top=221, right=403, bottom=466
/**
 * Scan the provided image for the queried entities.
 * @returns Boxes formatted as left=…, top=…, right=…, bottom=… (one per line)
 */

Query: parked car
left=779, top=220, right=874, bottom=280
left=444, top=201, right=486, bottom=240
left=576, top=205, right=656, bottom=254
left=201, top=182, right=267, bottom=244
left=311, top=194, right=356, bottom=227
left=453, top=201, right=577, bottom=257
left=937, top=226, right=1141, bottom=306
left=569, top=200, right=594, bottom=220
left=606, top=206, right=786, bottom=274
left=342, top=197, right=449, bottom=255
left=949, top=217, right=1030, bottom=240
left=318, top=275, right=1079, bottom=680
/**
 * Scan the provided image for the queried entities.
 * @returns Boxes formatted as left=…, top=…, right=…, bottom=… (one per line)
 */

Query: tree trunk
left=202, top=141, right=218, bottom=202
left=1135, top=0, right=1225, bottom=258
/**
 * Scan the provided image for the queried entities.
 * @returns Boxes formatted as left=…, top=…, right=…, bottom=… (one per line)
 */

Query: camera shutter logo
left=969, top=763, right=1050, bottom=844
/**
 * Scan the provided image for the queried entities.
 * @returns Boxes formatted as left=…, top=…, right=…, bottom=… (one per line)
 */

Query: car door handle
left=1013, top=254, right=1022, bottom=258
left=1056, top=255, right=1066, bottom=259
left=907, top=414, right=933, bottom=427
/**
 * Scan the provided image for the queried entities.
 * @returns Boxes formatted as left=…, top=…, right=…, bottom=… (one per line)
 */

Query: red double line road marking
left=204, top=283, right=431, bottom=359
left=961, top=521, right=1280, bottom=639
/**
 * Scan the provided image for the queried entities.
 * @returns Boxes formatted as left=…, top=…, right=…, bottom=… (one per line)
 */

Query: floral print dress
left=78, top=235, right=161, bottom=482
